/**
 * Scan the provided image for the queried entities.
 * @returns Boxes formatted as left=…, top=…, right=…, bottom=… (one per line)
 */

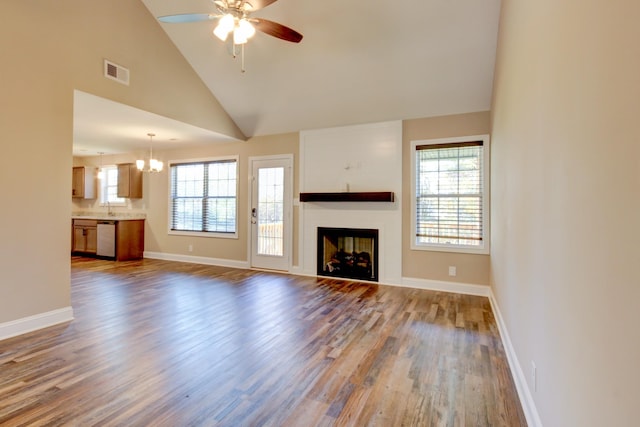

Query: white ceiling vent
left=104, top=60, right=129, bottom=86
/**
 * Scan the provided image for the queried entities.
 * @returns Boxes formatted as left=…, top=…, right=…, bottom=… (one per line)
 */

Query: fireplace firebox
left=317, top=227, right=379, bottom=282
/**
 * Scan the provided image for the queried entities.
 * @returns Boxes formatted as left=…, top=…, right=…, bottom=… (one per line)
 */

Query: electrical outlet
left=188, top=244, right=193, bottom=252
left=448, top=266, right=457, bottom=276
left=531, top=361, right=537, bottom=392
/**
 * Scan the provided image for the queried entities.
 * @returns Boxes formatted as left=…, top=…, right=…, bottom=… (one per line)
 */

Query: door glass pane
left=258, top=167, right=284, bottom=256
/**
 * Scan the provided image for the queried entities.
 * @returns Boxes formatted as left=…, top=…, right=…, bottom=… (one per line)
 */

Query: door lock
left=251, top=207, right=257, bottom=224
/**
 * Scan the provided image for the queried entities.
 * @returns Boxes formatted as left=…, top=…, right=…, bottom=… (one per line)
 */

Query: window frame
left=410, top=134, right=490, bottom=255
left=99, top=165, right=126, bottom=207
left=167, top=155, right=239, bottom=239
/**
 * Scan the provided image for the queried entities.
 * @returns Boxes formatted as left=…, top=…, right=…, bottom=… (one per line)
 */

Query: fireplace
left=317, top=227, right=379, bottom=282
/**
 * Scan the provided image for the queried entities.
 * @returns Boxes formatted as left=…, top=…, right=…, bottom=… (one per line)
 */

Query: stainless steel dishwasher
left=96, top=221, right=116, bottom=257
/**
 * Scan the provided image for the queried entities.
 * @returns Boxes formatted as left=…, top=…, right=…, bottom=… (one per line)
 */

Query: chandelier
left=137, top=133, right=163, bottom=173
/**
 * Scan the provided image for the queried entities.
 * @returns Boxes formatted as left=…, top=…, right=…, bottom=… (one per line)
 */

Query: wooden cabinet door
left=72, top=167, right=84, bottom=198
left=73, top=226, right=86, bottom=252
left=85, top=227, right=97, bottom=253
left=115, top=220, right=145, bottom=260
left=129, top=167, right=143, bottom=198
left=117, top=164, right=131, bottom=198
left=72, top=221, right=97, bottom=254
left=72, top=167, right=96, bottom=199
left=117, top=164, right=143, bottom=198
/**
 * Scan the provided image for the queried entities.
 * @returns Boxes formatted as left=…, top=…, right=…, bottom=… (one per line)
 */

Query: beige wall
left=144, top=133, right=299, bottom=264
left=78, top=114, right=492, bottom=286
left=10, top=0, right=640, bottom=423
left=491, top=0, right=640, bottom=425
left=1, top=0, right=242, bottom=325
left=402, top=112, right=491, bottom=285
left=74, top=134, right=299, bottom=265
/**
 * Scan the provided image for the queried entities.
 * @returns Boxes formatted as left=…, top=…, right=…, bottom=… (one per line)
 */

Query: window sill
left=410, top=242, right=489, bottom=255
left=168, top=230, right=238, bottom=240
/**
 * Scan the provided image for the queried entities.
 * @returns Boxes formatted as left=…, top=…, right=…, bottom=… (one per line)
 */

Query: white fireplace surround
left=298, top=121, right=403, bottom=284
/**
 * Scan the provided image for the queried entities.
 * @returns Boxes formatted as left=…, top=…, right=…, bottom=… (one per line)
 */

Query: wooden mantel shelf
left=299, top=191, right=395, bottom=202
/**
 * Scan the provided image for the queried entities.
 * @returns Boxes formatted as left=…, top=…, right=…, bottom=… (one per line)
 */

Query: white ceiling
left=74, top=0, right=502, bottom=155
left=73, top=91, right=239, bottom=156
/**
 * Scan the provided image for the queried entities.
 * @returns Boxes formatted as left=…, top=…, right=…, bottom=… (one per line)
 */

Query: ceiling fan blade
left=242, top=0, right=279, bottom=11
left=252, top=18, right=303, bottom=43
left=158, top=13, right=217, bottom=24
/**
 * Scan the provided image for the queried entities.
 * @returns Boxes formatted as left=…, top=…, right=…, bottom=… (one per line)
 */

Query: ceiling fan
left=158, top=0, right=303, bottom=72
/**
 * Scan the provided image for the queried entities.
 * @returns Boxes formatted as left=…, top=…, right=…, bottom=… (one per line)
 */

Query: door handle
left=251, top=208, right=257, bottom=224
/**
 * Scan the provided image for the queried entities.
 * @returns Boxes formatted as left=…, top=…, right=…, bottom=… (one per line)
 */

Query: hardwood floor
left=0, top=257, right=526, bottom=426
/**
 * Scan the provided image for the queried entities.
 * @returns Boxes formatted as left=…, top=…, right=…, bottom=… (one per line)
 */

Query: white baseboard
left=144, top=251, right=251, bottom=270
left=400, top=276, right=490, bottom=297
left=289, top=265, right=305, bottom=275
left=488, top=290, right=543, bottom=427
left=0, top=306, right=74, bottom=342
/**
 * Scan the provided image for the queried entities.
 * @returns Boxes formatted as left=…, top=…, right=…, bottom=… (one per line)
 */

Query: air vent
left=104, top=59, right=129, bottom=85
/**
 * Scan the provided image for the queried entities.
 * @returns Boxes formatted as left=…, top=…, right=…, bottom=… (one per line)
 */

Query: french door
left=249, top=155, right=292, bottom=271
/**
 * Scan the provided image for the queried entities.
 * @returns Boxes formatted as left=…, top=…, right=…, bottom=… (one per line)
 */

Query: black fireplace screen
left=317, top=227, right=379, bottom=282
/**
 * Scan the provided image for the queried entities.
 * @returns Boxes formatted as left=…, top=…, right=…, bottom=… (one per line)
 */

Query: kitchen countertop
left=72, top=212, right=146, bottom=221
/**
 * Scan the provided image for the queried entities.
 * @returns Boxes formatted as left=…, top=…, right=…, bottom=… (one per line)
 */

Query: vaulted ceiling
left=140, top=0, right=502, bottom=137
left=74, top=0, right=501, bottom=155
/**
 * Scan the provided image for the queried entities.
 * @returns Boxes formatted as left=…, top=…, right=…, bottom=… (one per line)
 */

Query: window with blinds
left=412, top=136, right=489, bottom=253
left=170, top=158, right=238, bottom=235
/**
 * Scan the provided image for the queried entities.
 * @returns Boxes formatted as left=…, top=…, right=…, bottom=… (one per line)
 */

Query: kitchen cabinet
left=72, top=218, right=144, bottom=260
left=72, top=219, right=97, bottom=254
left=115, top=219, right=145, bottom=260
left=117, top=163, right=143, bottom=199
left=72, top=166, right=96, bottom=199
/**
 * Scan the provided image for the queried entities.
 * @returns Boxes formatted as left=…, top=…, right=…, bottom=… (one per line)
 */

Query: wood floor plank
left=0, top=257, right=527, bottom=426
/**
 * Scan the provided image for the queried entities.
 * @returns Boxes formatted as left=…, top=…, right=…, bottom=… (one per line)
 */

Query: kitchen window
left=99, top=166, right=125, bottom=206
left=169, top=157, right=238, bottom=238
left=411, top=135, right=490, bottom=254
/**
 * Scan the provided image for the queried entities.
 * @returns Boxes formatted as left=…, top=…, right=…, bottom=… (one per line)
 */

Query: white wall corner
left=0, top=306, right=74, bottom=342
left=400, top=277, right=490, bottom=297
left=143, top=251, right=251, bottom=270
left=488, top=290, right=544, bottom=427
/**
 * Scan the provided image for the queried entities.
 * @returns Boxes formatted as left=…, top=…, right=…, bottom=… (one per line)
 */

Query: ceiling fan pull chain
left=241, top=43, right=246, bottom=73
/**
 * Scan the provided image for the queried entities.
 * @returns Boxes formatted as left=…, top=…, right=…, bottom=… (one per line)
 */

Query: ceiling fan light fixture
left=233, top=29, right=248, bottom=45
left=213, top=25, right=229, bottom=41
left=238, top=18, right=256, bottom=39
left=213, top=13, right=234, bottom=40
left=158, top=0, right=303, bottom=72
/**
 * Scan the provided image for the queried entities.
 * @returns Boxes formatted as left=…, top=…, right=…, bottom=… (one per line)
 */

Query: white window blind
left=170, top=159, right=237, bottom=234
left=415, top=140, right=485, bottom=249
